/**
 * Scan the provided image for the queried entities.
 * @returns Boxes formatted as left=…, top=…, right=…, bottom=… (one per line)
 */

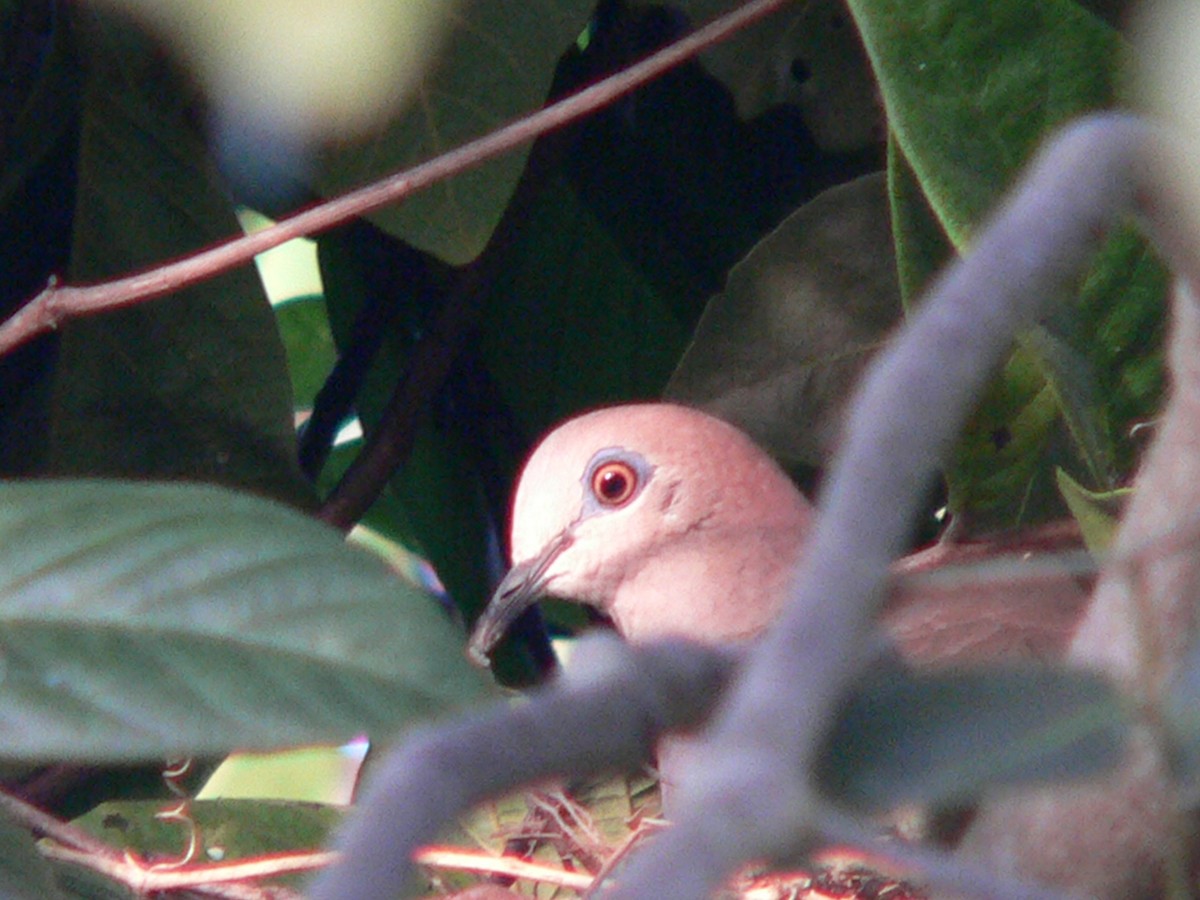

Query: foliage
left=0, top=0, right=1175, bottom=896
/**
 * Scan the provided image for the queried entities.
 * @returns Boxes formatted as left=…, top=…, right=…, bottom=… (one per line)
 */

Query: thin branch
left=413, top=845, right=595, bottom=890
left=0, top=788, right=114, bottom=857
left=38, top=841, right=332, bottom=892
left=306, top=635, right=735, bottom=900
left=605, top=114, right=1186, bottom=900
left=0, top=0, right=799, bottom=360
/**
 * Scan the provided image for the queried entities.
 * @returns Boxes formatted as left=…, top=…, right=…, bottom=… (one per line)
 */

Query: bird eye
left=590, top=460, right=639, bottom=507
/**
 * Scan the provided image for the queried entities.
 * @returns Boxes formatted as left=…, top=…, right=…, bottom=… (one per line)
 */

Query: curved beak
left=467, top=529, right=574, bottom=667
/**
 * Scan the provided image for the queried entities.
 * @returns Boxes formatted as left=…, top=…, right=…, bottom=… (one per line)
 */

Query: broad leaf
left=665, top=173, right=901, bottom=470
left=47, top=8, right=311, bottom=507
left=63, top=798, right=339, bottom=895
left=852, top=0, right=1166, bottom=527
left=314, top=1, right=595, bottom=265
left=0, top=480, right=490, bottom=761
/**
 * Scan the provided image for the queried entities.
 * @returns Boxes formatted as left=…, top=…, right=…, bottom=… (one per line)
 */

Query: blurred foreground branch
left=314, top=114, right=1200, bottom=899
left=307, top=637, right=733, bottom=900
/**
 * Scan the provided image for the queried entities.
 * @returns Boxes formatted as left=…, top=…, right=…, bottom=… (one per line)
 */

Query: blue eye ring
left=580, top=448, right=654, bottom=514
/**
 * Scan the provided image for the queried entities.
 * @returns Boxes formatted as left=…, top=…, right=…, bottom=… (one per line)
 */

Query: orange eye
left=590, top=460, right=639, bottom=507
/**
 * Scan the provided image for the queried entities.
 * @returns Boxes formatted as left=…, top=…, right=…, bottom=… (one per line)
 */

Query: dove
left=470, top=403, right=812, bottom=656
left=468, top=403, right=1089, bottom=801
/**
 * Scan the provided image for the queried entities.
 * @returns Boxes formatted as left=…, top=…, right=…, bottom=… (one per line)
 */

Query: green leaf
left=313, top=1, right=596, bottom=265
left=855, top=0, right=1166, bottom=527
left=1055, top=467, right=1129, bottom=555
left=274, top=295, right=338, bottom=411
left=47, top=9, right=311, bottom=508
left=196, top=741, right=368, bottom=804
left=887, top=137, right=953, bottom=307
left=0, top=805, right=61, bottom=899
left=852, top=0, right=1122, bottom=239
left=818, top=664, right=1129, bottom=811
left=63, top=799, right=340, bottom=894
left=0, top=480, right=491, bottom=762
left=665, top=173, right=901, bottom=470
left=479, top=174, right=689, bottom=431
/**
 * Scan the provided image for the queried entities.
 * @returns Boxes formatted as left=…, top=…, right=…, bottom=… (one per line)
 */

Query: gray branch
left=310, top=113, right=1199, bottom=900
left=306, top=636, right=734, bottom=900
left=606, top=113, right=1190, bottom=899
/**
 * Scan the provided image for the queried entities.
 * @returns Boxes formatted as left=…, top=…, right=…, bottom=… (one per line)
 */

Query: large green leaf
left=57, top=799, right=340, bottom=897
left=313, top=1, right=595, bottom=265
left=46, top=8, right=311, bottom=508
left=819, top=664, right=1129, bottom=811
left=0, top=480, right=490, bottom=761
left=852, top=0, right=1166, bottom=527
left=479, top=173, right=689, bottom=433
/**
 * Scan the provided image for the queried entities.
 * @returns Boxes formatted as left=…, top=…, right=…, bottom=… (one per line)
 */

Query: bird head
left=468, top=403, right=811, bottom=665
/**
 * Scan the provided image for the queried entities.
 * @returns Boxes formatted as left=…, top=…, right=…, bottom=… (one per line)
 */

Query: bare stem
left=0, top=0, right=798, bottom=359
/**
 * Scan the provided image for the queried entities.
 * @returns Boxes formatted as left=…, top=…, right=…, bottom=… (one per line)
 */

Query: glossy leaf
left=0, top=480, right=490, bottom=762
left=854, top=0, right=1166, bottom=527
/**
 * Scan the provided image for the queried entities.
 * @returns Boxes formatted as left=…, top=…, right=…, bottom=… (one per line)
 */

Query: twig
left=306, top=635, right=735, bottom=900
left=413, top=845, right=595, bottom=890
left=603, top=114, right=1189, bottom=900
left=38, top=841, right=334, bottom=891
left=0, top=787, right=114, bottom=856
left=0, top=0, right=799, bottom=360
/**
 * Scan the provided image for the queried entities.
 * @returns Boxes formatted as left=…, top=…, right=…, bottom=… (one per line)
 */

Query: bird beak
left=467, top=529, right=574, bottom=667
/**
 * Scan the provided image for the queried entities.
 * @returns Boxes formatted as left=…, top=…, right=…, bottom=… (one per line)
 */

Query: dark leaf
left=665, top=173, right=901, bottom=469
left=819, top=664, right=1129, bottom=811
left=47, top=8, right=310, bottom=507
